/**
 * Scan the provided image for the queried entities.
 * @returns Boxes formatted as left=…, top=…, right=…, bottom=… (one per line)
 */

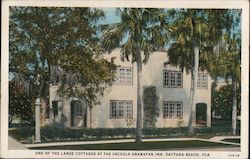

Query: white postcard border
left=1, top=0, right=249, bottom=159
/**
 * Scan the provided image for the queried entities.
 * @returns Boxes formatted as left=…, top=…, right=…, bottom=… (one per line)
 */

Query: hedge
left=9, top=127, right=35, bottom=141
left=194, top=127, right=232, bottom=135
left=9, top=125, right=240, bottom=143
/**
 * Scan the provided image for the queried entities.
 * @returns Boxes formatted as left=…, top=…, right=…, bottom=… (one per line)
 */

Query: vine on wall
left=143, top=86, right=159, bottom=128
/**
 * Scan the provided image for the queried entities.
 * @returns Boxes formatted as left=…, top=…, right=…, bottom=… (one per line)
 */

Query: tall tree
left=167, top=9, right=234, bottom=135
left=209, top=34, right=241, bottom=135
left=9, top=7, right=116, bottom=129
left=101, top=8, right=170, bottom=142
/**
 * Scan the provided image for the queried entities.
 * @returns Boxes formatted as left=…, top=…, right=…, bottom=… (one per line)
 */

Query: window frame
left=110, top=100, right=133, bottom=119
left=197, top=73, right=208, bottom=89
left=163, top=70, right=183, bottom=88
left=114, top=66, right=133, bottom=86
left=163, top=101, right=183, bottom=119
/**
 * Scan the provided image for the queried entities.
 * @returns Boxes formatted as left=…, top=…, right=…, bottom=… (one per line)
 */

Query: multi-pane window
left=110, top=100, right=133, bottom=119
left=197, top=73, right=208, bottom=89
left=114, top=67, right=133, bottom=85
left=163, top=101, right=183, bottom=118
left=75, top=102, right=82, bottom=117
left=176, top=103, right=183, bottom=117
left=163, top=70, right=182, bottom=88
left=50, top=65, right=63, bottom=85
left=71, top=100, right=82, bottom=117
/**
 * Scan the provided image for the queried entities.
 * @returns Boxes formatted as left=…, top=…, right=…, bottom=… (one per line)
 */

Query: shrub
left=41, top=125, right=83, bottom=141
left=142, top=127, right=188, bottom=137
left=212, top=84, right=241, bottom=120
left=194, top=127, right=232, bottom=135
left=211, top=119, right=232, bottom=127
left=9, top=127, right=34, bottom=141
left=9, top=81, right=35, bottom=125
left=9, top=126, right=238, bottom=143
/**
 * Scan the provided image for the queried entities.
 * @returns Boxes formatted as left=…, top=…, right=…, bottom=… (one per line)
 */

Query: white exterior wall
left=49, top=86, right=86, bottom=127
left=196, top=75, right=212, bottom=127
left=90, top=49, right=137, bottom=128
left=48, top=48, right=212, bottom=128
left=141, top=51, right=191, bottom=127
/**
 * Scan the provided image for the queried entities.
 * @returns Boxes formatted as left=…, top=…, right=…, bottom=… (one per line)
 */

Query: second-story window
left=114, top=67, right=133, bottom=85
left=163, top=70, right=183, bottom=88
left=197, top=73, right=208, bottom=89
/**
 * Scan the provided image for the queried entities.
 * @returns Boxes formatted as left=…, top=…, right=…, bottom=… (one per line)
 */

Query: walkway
left=8, top=136, right=27, bottom=150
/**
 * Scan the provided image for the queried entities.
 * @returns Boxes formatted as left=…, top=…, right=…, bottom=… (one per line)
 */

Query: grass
left=30, top=140, right=237, bottom=150
left=33, top=135, right=215, bottom=143
left=221, top=138, right=240, bottom=143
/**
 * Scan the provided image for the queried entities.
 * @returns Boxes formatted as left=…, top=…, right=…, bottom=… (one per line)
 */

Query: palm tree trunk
left=188, top=46, right=199, bottom=135
left=188, top=72, right=194, bottom=135
left=232, top=77, right=237, bottom=135
left=135, top=59, right=143, bottom=143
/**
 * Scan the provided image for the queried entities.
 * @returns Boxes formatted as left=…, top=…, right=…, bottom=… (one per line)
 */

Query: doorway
left=196, top=103, right=207, bottom=126
left=70, top=100, right=87, bottom=127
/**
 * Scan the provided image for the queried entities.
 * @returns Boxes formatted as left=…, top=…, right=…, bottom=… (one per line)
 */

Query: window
left=110, top=100, right=133, bottom=119
left=52, top=101, right=58, bottom=117
left=51, top=65, right=62, bottom=85
left=197, top=73, right=208, bottom=89
left=114, top=67, right=133, bottom=85
left=75, top=102, right=82, bottom=116
left=163, top=101, right=183, bottom=118
left=71, top=100, right=82, bottom=117
left=45, top=106, right=50, bottom=119
left=163, top=70, right=182, bottom=88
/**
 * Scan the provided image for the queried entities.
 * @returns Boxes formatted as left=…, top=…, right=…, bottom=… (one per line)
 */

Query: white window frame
left=110, top=100, right=133, bottom=119
left=163, top=101, right=183, bottom=119
left=163, top=70, right=183, bottom=88
left=114, top=67, right=133, bottom=85
left=197, top=73, right=208, bottom=89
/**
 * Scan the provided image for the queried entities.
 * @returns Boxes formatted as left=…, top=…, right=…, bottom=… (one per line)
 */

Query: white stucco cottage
left=47, top=49, right=212, bottom=128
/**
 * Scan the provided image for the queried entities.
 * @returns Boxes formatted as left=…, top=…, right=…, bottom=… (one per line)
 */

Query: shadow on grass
left=221, top=138, right=240, bottom=144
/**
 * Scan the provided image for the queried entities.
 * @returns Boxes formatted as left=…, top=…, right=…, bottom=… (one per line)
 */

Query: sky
left=99, top=8, right=120, bottom=24
left=98, top=8, right=242, bottom=50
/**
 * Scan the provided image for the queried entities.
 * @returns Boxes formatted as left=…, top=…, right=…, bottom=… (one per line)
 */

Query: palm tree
left=101, top=8, right=170, bottom=142
left=167, top=9, right=233, bottom=135
left=209, top=34, right=241, bottom=135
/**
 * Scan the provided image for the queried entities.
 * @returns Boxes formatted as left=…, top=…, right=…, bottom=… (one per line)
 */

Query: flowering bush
left=212, top=84, right=241, bottom=120
left=9, top=81, right=35, bottom=125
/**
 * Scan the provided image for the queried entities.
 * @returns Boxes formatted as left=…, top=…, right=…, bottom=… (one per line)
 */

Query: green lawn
left=30, top=140, right=237, bottom=150
left=26, top=135, right=215, bottom=144
left=221, top=138, right=240, bottom=143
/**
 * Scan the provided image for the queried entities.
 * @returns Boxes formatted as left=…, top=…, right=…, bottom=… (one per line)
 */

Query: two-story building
left=48, top=48, right=212, bottom=128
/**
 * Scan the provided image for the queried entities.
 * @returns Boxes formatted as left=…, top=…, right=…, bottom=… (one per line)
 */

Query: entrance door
left=70, top=100, right=86, bottom=127
left=196, top=103, right=207, bottom=126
